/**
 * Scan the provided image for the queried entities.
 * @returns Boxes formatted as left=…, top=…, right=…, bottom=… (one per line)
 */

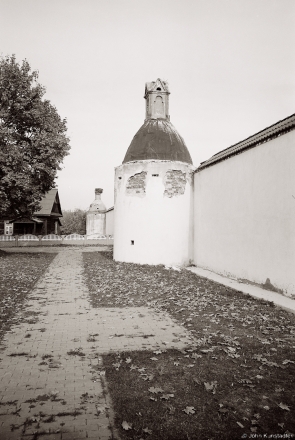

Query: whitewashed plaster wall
left=106, top=209, right=114, bottom=235
left=86, top=212, right=106, bottom=237
left=114, top=160, right=195, bottom=266
left=194, top=130, right=295, bottom=296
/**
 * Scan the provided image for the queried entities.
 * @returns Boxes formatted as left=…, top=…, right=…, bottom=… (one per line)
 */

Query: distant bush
left=60, top=209, right=86, bottom=235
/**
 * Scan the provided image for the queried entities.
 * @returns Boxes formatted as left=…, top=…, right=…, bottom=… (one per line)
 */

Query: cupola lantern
left=144, top=78, right=170, bottom=120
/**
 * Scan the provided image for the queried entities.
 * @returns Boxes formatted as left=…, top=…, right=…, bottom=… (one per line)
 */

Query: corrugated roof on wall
left=197, top=113, right=295, bottom=172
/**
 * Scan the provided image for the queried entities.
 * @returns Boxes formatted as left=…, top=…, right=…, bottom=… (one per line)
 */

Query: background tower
left=114, top=79, right=195, bottom=266
left=86, top=188, right=106, bottom=237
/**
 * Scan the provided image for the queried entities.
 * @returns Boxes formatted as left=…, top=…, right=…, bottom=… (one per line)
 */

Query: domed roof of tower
left=123, top=79, right=193, bottom=165
left=123, top=119, right=193, bottom=164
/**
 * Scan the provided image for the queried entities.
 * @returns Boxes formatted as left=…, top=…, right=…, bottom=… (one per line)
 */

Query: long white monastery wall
left=194, top=131, right=295, bottom=295
left=114, top=160, right=195, bottom=266
left=106, top=209, right=114, bottom=236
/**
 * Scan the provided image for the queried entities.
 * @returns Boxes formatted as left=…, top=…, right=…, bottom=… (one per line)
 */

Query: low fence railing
left=0, top=234, right=114, bottom=247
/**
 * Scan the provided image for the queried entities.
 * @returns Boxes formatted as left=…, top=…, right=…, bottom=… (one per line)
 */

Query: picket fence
left=0, top=233, right=113, bottom=247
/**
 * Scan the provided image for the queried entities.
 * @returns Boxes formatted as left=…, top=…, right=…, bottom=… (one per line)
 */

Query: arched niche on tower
left=154, top=95, right=165, bottom=118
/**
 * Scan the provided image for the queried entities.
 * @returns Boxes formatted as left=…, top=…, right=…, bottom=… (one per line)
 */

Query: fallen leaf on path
left=191, top=353, right=202, bottom=359
left=112, top=362, right=121, bottom=370
left=278, top=403, right=290, bottom=411
left=204, top=381, right=217, bottom=394
left=148, top=387, right=163, bottom=394
left=160, top=394, right=174, bottom=400
left=183, top=406, right=195, bottom=415
left=122, top=420, right=132, bottom=430
left=147, top=374, right=154, bottom=381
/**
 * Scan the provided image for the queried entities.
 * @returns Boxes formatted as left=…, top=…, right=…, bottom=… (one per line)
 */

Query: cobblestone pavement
left=0, top=249, right=194, bottom=440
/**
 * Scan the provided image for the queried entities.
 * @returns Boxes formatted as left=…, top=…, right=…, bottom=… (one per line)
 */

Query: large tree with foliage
left=0, top=55, right=70, bottom=219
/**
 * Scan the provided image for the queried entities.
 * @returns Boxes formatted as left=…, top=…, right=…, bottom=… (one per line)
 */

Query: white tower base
left=114, top=160, right=195, bottom=266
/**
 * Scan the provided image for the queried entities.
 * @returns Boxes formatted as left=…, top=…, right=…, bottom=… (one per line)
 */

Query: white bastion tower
left=113, top=78, right=195, bottom=266
left=86, top=188, right=106, bottom=237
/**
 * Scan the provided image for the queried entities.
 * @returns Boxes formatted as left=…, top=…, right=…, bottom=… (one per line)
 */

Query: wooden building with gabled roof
left=7, top=189, right=63, bottom=235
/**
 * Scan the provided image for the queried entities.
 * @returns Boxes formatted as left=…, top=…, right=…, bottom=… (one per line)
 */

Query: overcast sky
left=1, top=0, right=294, bottom=210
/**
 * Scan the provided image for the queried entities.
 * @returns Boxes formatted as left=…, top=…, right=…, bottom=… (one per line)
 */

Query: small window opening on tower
left=131, top=240, right=134, bottom=245
left=152, top=174, right=159, bottom=177
left=118, top=177, right=122, bottom=180
left=156, top=87, right=161, bottom=90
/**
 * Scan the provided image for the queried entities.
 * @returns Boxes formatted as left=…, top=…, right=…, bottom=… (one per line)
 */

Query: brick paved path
left=0, top=249, right=193, bottom=440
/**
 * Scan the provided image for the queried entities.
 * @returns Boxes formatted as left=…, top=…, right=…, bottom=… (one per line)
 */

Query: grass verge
left=0, top=249, right=56, bottom=341
left=83, top=251, right=295, bottom=440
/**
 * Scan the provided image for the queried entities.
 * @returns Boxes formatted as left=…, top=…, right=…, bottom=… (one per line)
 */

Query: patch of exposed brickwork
left=126, top=171, right=147, bottom=196
left=164, top=169, right=187, bottom=198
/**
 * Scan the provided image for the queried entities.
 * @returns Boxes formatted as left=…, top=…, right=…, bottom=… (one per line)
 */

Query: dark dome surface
left=123, top=119, right=193, bottom=164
